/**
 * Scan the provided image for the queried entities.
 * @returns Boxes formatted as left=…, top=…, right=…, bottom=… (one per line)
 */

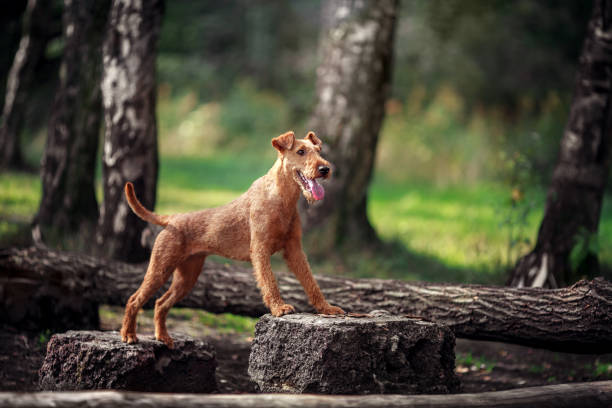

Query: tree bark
left=509, top=0, right=612, bottom=288
left=96, top=0, right=164, bottom=262
left=33, top=0, right=110, bottom=247
left=1, top=246, right=611, bottom=353
left=0, top=0, right=57, bottom=170
left=302, top=0, right=398, bottom=248
left=2, top=381, right=612, bottom=408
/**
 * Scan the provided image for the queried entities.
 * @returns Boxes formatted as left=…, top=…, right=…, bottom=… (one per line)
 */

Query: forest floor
left=1, top=305, right=611, bottom=394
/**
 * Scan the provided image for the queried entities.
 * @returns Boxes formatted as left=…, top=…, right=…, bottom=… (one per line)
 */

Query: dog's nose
left=318, top=165, right=330, bottom=177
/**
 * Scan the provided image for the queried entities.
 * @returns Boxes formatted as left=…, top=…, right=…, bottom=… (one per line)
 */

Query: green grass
left=456, top=351, right=496, bottom=373
left=2, top=158, right=612, bottom=283
left=0, top=172, right=40, bottom=219
left=0, top=172, right=41, bottom=243
left=157, top=154, right=272, bottom=213
left=368, top=177, right=545, bottom=278
left=595, top=361, right=612, bottom=378
left=164, top=308, right=257, bottom=335
left=99, top=305, right=257, bottom=335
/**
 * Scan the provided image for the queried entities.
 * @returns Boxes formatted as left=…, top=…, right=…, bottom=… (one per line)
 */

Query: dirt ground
left=1, top=307, right=611, bottom=393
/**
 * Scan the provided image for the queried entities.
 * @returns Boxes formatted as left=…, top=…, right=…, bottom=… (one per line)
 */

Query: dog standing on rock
left=120, top=131, right=345, bottom=348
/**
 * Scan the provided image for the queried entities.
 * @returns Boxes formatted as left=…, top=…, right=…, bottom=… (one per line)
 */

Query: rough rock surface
left=248, top=312, right=460, bottom=394
left=39, top=330, right=216, bottom=392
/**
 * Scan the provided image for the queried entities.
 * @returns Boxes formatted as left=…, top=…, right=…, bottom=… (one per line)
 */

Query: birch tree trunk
left=96, top=0, right=164, bottom=262
left=33, top=0, right=110, bottom=247
left=0, top=0, right=57, bottom=170
left=302, top=0, right=398, bottom=248
left=509, top=0, right=612, bottom=288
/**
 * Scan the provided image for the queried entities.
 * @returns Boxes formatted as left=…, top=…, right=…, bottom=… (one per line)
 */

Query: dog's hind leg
left=153, top=253, right=206, bottom=348
left=120, top=229, right=185, bottom=344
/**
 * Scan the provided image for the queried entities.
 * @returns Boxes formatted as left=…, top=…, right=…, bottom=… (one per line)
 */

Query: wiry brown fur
left=120, top=131, right=345, bottom=348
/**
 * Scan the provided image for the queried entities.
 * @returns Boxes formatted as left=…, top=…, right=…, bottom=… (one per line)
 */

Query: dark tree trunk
left=509, top=0, right=612, bottom=288
left=33, top=0, right=110, bottom=247
left=301, top=0, right=398, bottom=249
left=96, top=0, right=164, bottom=262
left=2, top=246, right=612, bottom=353
left=0, top=0, right=57, bottom=170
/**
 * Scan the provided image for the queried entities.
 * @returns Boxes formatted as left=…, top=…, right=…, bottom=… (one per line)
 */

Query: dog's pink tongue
left=308, top=178, right=325, bottom=200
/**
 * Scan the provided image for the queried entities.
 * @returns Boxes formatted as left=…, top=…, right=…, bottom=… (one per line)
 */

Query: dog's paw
left=156, top=333, right=175, bottom=349
left=270, top=303, right=295, bottom=317
left=317, top=304, right=345, bottom=315
left=122, top=333, right=139, bottom=344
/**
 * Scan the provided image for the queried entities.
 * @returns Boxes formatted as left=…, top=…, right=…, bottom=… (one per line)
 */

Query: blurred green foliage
left=399, top=0, right=590, bottom=111
left=2, top=0, right=611, bottom=283
left=156, top=0, right=320, bottom=118
left=152, top=0, right=591, bottom=191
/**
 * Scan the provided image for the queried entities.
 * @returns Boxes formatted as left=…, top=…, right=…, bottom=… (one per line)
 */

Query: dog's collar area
left=296, top=170, right=325, bottom=201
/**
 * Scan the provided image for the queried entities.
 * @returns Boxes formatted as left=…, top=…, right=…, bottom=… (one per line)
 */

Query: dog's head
left=272, top=130, right=332, bottom=203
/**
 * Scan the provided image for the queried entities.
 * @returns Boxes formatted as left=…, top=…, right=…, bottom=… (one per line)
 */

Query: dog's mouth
left=296, top=170, right=325, bottom=201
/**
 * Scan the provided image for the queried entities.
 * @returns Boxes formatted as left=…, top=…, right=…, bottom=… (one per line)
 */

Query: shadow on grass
left=0, top=216, right=33, bottom=248
left=304, top=238, right=508, bottom=285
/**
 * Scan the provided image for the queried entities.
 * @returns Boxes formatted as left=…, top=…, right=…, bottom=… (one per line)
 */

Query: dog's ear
left=305, top=131, right=322, bottom=147
left=272, top=131, right=295, bottom=152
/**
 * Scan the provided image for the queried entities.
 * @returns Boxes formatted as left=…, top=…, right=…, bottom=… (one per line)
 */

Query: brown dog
left=120, top=131, right=345, bottom=348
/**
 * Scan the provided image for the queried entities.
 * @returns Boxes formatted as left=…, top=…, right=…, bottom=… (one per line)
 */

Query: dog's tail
left=124, top=182, right=169, bottom=227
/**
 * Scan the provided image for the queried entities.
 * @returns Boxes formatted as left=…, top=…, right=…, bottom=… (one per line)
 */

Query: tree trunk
left=2, top=246, right=611, bottom=353
left=2, top=382, right=612, bottom=408
left=509, top=0, right=612, bottom=288
left=33, top=0, right=110, bottom=248
left=96, top=0, right=164, bottom=262
left=0, top=0, right=57, bottom=170
left=301, top=0, right=398, bottom=249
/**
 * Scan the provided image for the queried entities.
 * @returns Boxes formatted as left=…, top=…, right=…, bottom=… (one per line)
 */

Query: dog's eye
left=296, top=149, right=305, bottom=156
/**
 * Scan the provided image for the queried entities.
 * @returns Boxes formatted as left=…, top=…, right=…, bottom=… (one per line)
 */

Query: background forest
left=1, top=0, right=610, bottom=285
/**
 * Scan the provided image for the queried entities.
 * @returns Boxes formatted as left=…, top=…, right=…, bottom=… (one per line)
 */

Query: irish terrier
left=120, top=131, right=345, bottom=348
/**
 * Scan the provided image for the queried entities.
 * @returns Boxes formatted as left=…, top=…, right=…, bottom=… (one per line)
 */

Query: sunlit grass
left=1, top=161, right=611, bottom=281
left=157, top=186, right=241, bottom=213
left=99, top=305, right=257, bottom=336
left=2, top=86, right=611, bottom=281
left=0, top=172, right=40, bottom=219
left=369, top=179, right=546, bottom=275
left=156, top=154, right=272, bottom=213
left=0, top=172, right=40, bottom=244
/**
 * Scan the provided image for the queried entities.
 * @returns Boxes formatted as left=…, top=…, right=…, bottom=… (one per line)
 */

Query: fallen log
left=1, top=246, right=611, bottom=353
left=1, top=381, right=612, bottom=408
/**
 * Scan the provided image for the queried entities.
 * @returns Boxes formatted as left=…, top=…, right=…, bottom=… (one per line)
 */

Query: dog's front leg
left=283, top=221, right=345, bottom=315
left=250, top=242, right=295, bottom=316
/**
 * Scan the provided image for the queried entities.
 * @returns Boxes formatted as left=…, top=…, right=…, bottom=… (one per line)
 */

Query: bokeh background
left=1, top=0, right=610, bottom=285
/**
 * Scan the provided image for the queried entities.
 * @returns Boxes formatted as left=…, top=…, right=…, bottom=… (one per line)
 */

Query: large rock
left=248, top=312, right=460, bottom=394
left=39, top=331, right=217, bottom=393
